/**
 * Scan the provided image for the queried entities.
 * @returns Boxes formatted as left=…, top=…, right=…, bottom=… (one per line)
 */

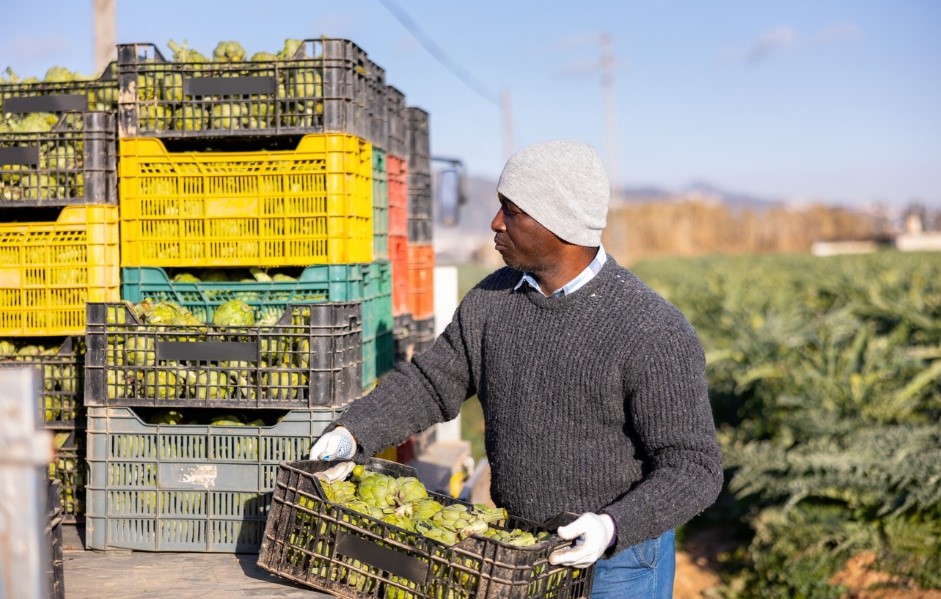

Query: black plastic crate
left=0, top=336, right=86, bottom=429
left=413, top=316, right=436, bottom=356
left=0, top=111, right=117, bottom=206
left=0, top=62, right=118, bottom=115
left=408, top=219, right=433, bottom=244
left=367, top=73, right=389, bottom=151
left=46, top=478, right=65, bottom=599
left=258, top=458, right=593, bottom=599
left=49, top=428, right=86, bottom=522
left=405, top=106, right=430, bottom=176
left=116, top=39, right=384, bottom=142
left=408, top=168, right=433, bottom=222
left=393, top=313, right=413, bottom=363
left=85, top=301, right=363, bottom=409
left=386, top=85, right=406, bottom=158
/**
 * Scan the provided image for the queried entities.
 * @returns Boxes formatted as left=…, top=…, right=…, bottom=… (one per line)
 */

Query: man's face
left=491, top=195, right=565, bottom=272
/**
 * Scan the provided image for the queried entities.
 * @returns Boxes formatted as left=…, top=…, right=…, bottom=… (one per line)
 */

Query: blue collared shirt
left=513, top=244, right=607, bottom=298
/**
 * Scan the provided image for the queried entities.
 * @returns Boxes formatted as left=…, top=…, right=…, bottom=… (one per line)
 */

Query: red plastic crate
left=407, top=244, right=434, bottom=320
left=390, top=235, right=409, bottom=316
left=387, top=154, right=408, bottom=238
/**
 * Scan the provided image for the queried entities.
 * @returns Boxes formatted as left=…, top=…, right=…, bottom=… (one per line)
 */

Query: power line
left=376, top=0, right=501, bottom=107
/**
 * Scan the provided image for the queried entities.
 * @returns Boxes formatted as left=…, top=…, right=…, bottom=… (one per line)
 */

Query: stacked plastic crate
left=0, top=68, right=120, bottom=523
left=405, top=106, right=436, bottom=355
left=80, top=38, right=395, bottom=552
left=385, top=86, right=412, bottom=360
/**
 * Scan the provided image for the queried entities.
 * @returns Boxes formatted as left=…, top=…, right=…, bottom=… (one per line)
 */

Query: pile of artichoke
left=130, top=39, right=332, bottom=133
left=103, top=298, right=318, bottom=403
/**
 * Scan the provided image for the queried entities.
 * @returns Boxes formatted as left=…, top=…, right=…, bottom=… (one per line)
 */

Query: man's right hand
left=309, top=426, right=357, bottom=461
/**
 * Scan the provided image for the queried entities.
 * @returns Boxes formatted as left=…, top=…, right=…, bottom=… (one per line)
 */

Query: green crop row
left=632, top=250, right=941, bottom=596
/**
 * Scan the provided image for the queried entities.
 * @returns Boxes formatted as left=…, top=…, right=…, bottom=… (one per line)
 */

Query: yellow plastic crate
left=0, top=205, right=120, bottom=336
left=119, top=134, right=373, bottom=268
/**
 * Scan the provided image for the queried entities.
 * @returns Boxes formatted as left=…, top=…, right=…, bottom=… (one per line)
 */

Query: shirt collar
left=514, top=243, right=607, bottom=297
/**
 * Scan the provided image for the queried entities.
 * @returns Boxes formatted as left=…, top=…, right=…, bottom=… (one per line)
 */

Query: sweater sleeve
left=333, top=299, right=478, bottom=459
left=601, top=318, right=724, bottom=554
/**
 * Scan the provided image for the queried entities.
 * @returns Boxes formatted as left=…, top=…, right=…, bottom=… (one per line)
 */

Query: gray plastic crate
left=84, top=301, right=363, bottom=410
left=85, top=405, right=342, bottom=552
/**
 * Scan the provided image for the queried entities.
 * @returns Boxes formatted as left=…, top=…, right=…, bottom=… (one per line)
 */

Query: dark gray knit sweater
left=336, top=257, right=723, bottom=555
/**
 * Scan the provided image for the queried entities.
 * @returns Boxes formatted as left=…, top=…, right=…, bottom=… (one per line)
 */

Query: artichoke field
left=631, top=251, right=941, bottom=596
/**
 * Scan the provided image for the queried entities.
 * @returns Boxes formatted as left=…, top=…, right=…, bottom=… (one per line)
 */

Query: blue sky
left=3, top=1, right=939, bottom=208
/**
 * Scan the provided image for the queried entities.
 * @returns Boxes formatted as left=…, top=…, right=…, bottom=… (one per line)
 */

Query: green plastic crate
left=86, top=405, right=342, bottom=552
left=121, top=264, right=372, bottom=324
left=373, top=148, right=389, bottom=260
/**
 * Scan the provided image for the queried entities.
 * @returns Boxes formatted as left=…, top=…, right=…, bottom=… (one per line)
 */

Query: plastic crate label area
left=85, top=406, right=341, bottom=552
left=85, top=301, right=363, bottom=409
left=0, top=205, right=121, bottom=336
left=0, top=111, right=117, bottom=206
left=116, top=39, right=385, bottom=142
left=118, top=134, right=373, bottom=267
left=0, top=336, right=86, bottom=428
left=258, top=459, right=593, bottom=599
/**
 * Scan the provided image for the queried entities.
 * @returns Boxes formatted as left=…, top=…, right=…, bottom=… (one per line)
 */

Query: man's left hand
left=548, top=512, right=616, bottom=568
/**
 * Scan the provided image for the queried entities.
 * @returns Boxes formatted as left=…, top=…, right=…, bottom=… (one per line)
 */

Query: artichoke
left=212, top=299, right=255, bottom=326
left=356, top=473, right=397, bottom=509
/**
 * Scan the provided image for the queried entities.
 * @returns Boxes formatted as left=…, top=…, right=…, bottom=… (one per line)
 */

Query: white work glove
left=309, top=426, right=357, bottom=461
left=547, top=513, right=616, bottom=568
left=314, top=461, right=356, bottom=483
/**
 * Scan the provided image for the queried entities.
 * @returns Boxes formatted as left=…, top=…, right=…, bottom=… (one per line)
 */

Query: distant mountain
left=433, top=174, right=789, bottom=262
left=614, top=180, right=783, bottom=210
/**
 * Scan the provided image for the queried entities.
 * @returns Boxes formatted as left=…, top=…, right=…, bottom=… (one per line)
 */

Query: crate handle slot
left=335, top=530, right=430, bottom=584
left=184, top=76, right=277, bottom=97
left=0, top=146, right=40, bottom=167
left=2, top=95, right=88, bottom=114
left=156, top=340, right=258, bottom=362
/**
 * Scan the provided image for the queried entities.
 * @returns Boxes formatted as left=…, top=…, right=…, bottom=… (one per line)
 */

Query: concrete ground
left=62, top=524, right=331, bottom=598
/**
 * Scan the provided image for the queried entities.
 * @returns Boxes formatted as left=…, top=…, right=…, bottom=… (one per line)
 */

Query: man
left=311, top=139, right=723, bottom=598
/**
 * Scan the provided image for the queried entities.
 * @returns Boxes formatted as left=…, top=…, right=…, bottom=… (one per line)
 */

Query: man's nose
left=491, top=210, right=504, bottom=232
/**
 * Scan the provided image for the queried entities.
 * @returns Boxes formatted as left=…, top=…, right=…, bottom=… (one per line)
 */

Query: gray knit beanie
left=496, top=139, right=610, bottom=246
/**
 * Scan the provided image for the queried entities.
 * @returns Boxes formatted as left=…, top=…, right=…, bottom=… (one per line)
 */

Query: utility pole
left=501, top=88, right=515, bottom=161
left=93, top=0, right=115, bottom=74
left=600, top=33, right=620, bottom=200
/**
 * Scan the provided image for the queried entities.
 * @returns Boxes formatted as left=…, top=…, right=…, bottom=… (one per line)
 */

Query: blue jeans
left=589, top=529, right=675, bottom=599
